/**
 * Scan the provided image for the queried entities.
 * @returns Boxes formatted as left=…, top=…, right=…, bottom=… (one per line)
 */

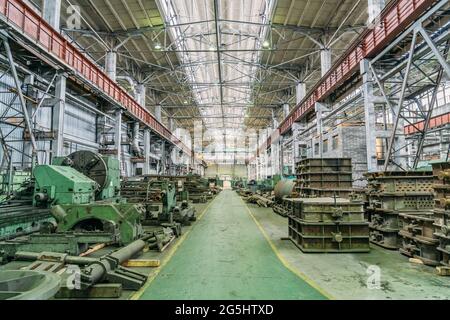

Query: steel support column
left=105, top=51, right=117, bottom=82
left=1, top=35, right=39, bottom=165
left=320, top=49, right=332, bottom=77
left=155, top=105, right=162, bottom=122
left=143, top=129, right=151, bottom=175
left=368, top=0, right=385, bottom=23
left=43, top=0, right=61, bottom=30
left=136, top=83, right=146, bottom=107
left=51, top=75, right=66, bottom=158
left=296, top=82, right=306, bottom=105
left=114, top=110, right=122, bottom=169
left=315, top=102, right=329, bottom=158
left=361, top=59, right=378, bottom=172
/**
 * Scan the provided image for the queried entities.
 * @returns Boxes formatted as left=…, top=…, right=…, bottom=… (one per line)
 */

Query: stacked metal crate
left=432, top=161, right=450, bottom=269
left=398, top=211, right=439, bottom=265
left=366, top=171, right=435, bottom=250
left=287, top=197, right=370, bottom=252
left=295, top=158, right=354, bottom=198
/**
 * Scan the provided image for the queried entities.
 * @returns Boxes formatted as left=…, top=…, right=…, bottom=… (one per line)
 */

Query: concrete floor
left=136, top=190, right=326, bottom=300
left=134, top=190, right=450, bottom=300
left=247, top=197, right=450, bottom=300
left=2, top=190, right=449, bottom=300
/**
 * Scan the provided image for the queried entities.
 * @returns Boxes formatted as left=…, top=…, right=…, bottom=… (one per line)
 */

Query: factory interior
left=0, top=0, right=450, bottom=303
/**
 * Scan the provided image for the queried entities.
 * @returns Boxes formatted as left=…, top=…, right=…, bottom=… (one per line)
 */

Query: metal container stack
left=287, top=197, right=370, bottom=252
left=432, top=161, right=450, bottom=269
left=398, top=211, right=439, bottom=265
left=295, top=158, right=354, bottom=198
left=366, top=171, right=435, bottom=250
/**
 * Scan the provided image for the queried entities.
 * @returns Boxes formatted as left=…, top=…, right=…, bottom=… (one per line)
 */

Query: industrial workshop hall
left=0, top=0, right=449, bottom=307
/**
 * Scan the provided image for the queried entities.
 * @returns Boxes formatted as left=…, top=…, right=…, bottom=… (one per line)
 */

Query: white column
left=169, top=117, right=175, bottom=132
left=361, top=59, right=378, bottom=172
left=114, top=110, right=122, bottom=164
left=315, top=102, right=329, bottom=158
left=23, top=75, right=35, bottom=163
left=368, top=0, right=385, bottom=23
left=51, top=75, right=66, bottom=158
left=282, top=103, right=290, bottom=119
left=43, top=0, right=61, bottom=30
left=160, top=141, right=166, bottom=174
left=296, top=82, right=306, bottom=105
left=155, top=105, right=162, bottom=122
left=143, top=129, right=151, bottom=175
left=321, top=49, right=332, bottom=77
left=105, top=51, right=117, bottom=81
left=136, top=83, right=146, bottom=107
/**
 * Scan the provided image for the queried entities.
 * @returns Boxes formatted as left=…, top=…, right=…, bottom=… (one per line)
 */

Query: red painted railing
left=263, top=0, right=437, bottom=150
left=404, top=112, right=450, bottom=135
left=0, top=0, right=192, bottom=156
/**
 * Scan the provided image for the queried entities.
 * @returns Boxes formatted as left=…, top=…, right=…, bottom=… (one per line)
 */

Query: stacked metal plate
left=287, top=197, right=370, bottom=253
left=432, top=161, right=450, bottom=268
left=398, top=212, right=440, bottom=265
left=366, top=171, right=435, bottom=250
left=296, top=158, right=354, bottom=198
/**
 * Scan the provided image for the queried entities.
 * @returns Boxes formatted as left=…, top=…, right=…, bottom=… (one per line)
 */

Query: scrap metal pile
left=366, top=171, right=435, bottom=251
left=245, top=192, right=274, bottom=208
left=0, top=151, right=179, bottom=298
left=287, top=197, right=370, bottom=253
left=141, top=174, right=220, bottom=203
left=184, top=175, right=220, bottom=203
left=121, top=177, right=196, bottom=227
left=0, top=236, right=153, bottom=300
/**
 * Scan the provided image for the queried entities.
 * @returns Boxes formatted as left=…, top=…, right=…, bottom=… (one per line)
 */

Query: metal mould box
left=367, top=176, right=435, bottom=194
left=285, top=198, right=365, bottom=223
left=288, top=216, right=370, bottom=253
left=296, top=158, right=352, bottom=173
left=368, top=194, right=435, bottom=212
left=297, top=188, right=354, bottom=198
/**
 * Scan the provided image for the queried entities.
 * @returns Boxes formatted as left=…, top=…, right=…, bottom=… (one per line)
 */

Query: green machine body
left=33, top=165, right=97, bottom=206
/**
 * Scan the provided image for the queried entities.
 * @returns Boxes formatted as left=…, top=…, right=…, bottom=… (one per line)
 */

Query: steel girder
left=365, top=1, right=450, bottom=171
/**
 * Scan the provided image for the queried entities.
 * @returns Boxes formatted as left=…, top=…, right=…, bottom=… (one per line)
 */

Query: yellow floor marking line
left=130, top=197, right=218, bottom=300
left=242, top=199, right=335, bottom=300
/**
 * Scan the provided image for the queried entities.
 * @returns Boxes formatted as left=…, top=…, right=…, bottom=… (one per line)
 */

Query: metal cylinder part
left=81, top=239, right=146, bottom=286
left=274, top=180, right=296, bottom=201
left=50, top=205, right=67, bottom=223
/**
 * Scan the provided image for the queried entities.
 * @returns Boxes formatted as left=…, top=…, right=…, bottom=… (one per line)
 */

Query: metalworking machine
left=121, top=177, right=196, bottom=228
left=33, top=151, right=144, bottom=245
left=0, top=151, right=148, bottom=262
left=0, top=178, right=55, bottom=241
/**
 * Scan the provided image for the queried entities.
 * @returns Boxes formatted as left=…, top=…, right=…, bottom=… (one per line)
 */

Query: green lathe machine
left=33, top=150, right=144, bottom=245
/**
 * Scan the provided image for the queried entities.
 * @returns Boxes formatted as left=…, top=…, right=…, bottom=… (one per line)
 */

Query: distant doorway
left=223, top=180, right=232, bottom=190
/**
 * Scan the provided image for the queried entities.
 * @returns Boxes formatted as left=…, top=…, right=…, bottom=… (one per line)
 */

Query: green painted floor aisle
left=138, top=190, right=326, bottom=300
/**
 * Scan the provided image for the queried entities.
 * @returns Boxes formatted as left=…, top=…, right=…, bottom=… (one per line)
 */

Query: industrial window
left=323, top=139, right=328, bottom=153
left=332, top=135, right=339, bottom=150
left=437, top=89, right=446, bottom=106
left=376, top=138, right=384, bottom=160
left=314, top=143, right=319, bottom=155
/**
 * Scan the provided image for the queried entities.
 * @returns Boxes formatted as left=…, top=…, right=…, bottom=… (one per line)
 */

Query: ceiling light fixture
left=154, top=43, right=162, bottom=50
left=262, top=40, right=270, bottom=49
